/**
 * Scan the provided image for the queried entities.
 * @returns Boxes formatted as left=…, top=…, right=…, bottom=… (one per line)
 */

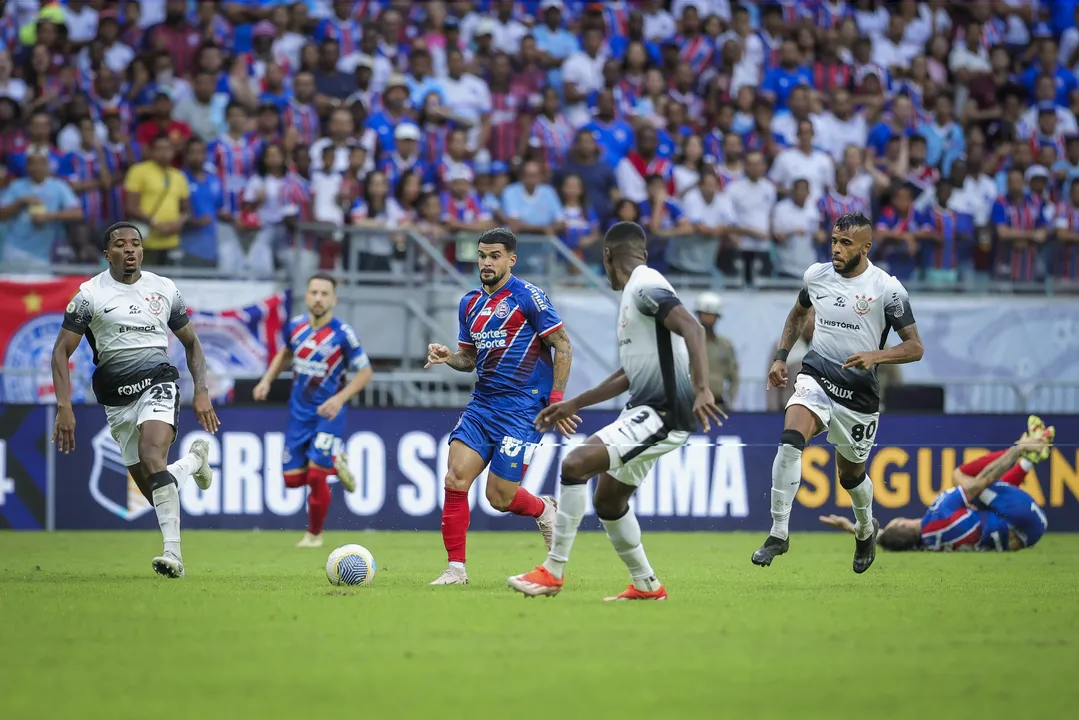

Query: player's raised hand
left=425, top=343, right=451, bottom=369
left=252, top=379, right=271, bottom=401
left=692, top=388, right=725, bottom=433
left=767, top=359, right=788, bottom=389
left=535, top=401, right=581, bottom=435
left=193, top=391, right=220, bottom=434
left=52, top=405, right=76, bottom=454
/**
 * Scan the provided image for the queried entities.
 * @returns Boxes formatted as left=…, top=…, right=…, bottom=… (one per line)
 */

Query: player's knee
left=592, top=493, right=627, bottom=521
left=485, top=483, right=514, bottom=511
left=560, top=450, right=592, bottom=483
left=443, top=464, right=473, bottom=492
left=137, top=439, right=169, bottom=474
left=838, top=470, right=863, bottom=490
left=779, top=429, right=806, bottom=451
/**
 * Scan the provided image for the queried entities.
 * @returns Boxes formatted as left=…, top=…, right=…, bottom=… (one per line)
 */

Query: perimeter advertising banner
left=44, top=408, right=1079, bottom=532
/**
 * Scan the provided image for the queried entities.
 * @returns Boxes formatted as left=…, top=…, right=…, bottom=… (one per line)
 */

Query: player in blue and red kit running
left=424, top=228, right=577, bottom=585
left=253, top=273, right=373, bottom=548
left=821, top=417, right=1055, bottom=552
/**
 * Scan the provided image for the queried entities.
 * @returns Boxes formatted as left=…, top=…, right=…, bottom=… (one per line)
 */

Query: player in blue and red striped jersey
left=821, top=417, right=1055, bottom=552
left=920, top=179, right=976, bottom=284
left=991, top=167, right=1049, bottom=282
left=424, top=228, right=577, bottom=586
left=253, top=273, right=373, bottom=548
left=874, top=183, right=930, bottom=281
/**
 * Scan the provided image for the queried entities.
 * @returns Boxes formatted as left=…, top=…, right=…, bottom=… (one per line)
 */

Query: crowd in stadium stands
left=2, top=0, right=1079, bottom=286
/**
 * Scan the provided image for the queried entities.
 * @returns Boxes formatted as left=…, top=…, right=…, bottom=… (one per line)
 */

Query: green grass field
left=1, top=531, right=1077, bottom=719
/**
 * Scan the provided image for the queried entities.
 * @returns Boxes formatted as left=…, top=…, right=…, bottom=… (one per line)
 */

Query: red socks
left=283, top=470, right=307, bottom=489
left=443, top=488, right=470, bottom=564
left=959, top=449, right=1028, bottom=487
left=507, top=486, right=546, bottom=518
left=306, top=465, right=333, bottom=535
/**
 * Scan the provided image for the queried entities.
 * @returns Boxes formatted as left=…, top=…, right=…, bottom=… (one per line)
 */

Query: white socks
left=1019, top=457, right=1034, bottom=472
left=167, top=452, right=200, bottom=489
left=601, top=510, right=661, bottom=592
left=848, top=475, right=875, bottom=540
left=152, top=482, right=182, bottom=558
left=769, top=443, right=803, bottom=540
left=543, top=482, right=588, bottom=578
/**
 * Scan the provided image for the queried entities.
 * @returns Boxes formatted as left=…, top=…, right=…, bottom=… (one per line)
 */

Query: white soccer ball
left=326, top=544, right=377, bottom=587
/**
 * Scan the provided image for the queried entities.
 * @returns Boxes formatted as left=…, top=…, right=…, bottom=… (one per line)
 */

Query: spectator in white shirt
left=772, top=179, right=823, bottom=279
left=488, top=0, right=529, bottom=55
left=769, top=119, right=835, bottom=204
left=724, top=151, right=777, bottom=284
left=441, top=47, right=493, bottom=153
left=673, top=134, right=706, bottom=197
left=670, top=168, right=731, bottom=274
left=812, top=88, right=868, bottom=161
left=643, top=0, right=676, bottom=43
left=561, top=26, right=607, bottom=128
left=63, top=0, right=98, bottom=44
left=0, top=50, right=27, bottom=104
left=871, top=13, right=919, bottom=74
left=772, top=85, right=812, bottom=147
left=949, top=20, right=992, bottom=82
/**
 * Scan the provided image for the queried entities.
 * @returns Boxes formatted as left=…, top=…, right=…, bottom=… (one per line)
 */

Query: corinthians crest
left=145, top=293, right=166, bottom=317
left=853, top=295, right=873, bottom=316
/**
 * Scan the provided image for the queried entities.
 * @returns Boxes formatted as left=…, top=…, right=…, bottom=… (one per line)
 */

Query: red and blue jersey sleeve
left=520, top=282, right=563, bottom=339
left=921, top=487, right=982, bottom=550
left=339, top=322, right=371, bottom=371
left=457, top=291, right=480, bottom=347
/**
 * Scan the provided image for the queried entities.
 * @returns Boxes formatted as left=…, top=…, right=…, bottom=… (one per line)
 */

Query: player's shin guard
left=769, top=430, right=805, bottom=541
left=845, top=475, right=875, bottom=540
left=543, top=481, right=587, bottom=579
left=149, top=470, right=181, bottom=558
left=600, top=508, right=660, bottom=593
left=306, top=466, right=332, bottom=535
left=442, top=488, right=470, bottom=566
left=506, top=486, right=546, bottom=517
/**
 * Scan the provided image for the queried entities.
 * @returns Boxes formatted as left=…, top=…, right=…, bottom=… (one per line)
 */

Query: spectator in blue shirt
left=181, top=137, right=224, bottom=268
left=501, top=159, right=564, bottom=236
left=582, top=89, right=634, bottom=167
left=921, top=94, right=966, bottom=176
left=760, top=39, right=814, bottom=112
left=531, top=1, right=579, bottom=87
left=367, top=74, right=413, bottom=156
left=867, top=94, right=916, bottom=158
left=0, top=150, right=83, bottom=266
left=406, top=48, right=443, bottom=109
left=1053, top=135, right=1079, bottom=194
left=1019, top=39, right=1078, bottom=107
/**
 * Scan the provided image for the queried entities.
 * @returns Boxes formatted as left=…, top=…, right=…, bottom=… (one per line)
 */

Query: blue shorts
left=283, top=411, right=346, bottom=473
left=448, top=399, right=542, bottom=482
left=979, top=482, right=1049, bottom=549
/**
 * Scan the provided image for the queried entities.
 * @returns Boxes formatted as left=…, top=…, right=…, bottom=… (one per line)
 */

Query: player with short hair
left=507, top=221, right=724, bottom=600
left=424, top=227, right=576, bottom=586
left=52, top=222, right=218, bottom=579
left=253, top=273, right=373, bottom=548
left=821, top=417, right=1055, bottom=552
left=753, top=211, right=924, bottom=573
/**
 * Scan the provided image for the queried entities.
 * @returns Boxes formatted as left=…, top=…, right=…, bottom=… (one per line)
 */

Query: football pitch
left=1, top=531, right=1076, bottom=719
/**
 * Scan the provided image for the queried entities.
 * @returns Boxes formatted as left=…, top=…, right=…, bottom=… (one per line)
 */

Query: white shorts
left=596, top=405, right=691, bottom=487
left=785, top=374, right=879, bottom=464
left=103, top=382, right=180, bottom=466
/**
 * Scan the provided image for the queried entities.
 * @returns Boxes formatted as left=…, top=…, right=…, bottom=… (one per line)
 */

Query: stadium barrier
left=2, top=405, right=1077, bottom=533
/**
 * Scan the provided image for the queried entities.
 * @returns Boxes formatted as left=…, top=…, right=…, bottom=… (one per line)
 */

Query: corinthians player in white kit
left=752, top=212, right=924, bottom=573
left=508, top=221, right=724, bottom=600
left=51, top=222, right=220, bottom=578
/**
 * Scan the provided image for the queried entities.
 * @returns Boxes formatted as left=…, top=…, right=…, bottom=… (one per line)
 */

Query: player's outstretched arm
left=535, top=367, right=626, bottom=433
left=425, top=342, right=476, bottom=372
left=540, top=327, right=579, bottom=438
left=254, top=346, right=293, bottom=400
left=662, top=304, right=725, bottom=432
left=174, top=324, right=220, bottom=435
left=769, top=294, right=812, bottom=389
left=51, top=328, right=83, bottom=454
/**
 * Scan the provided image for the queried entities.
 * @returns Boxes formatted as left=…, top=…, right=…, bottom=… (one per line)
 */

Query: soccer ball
left=326, top=544, right=377, bottom=587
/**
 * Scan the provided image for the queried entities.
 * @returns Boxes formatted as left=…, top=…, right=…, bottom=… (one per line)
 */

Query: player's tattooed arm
left=542, top=327, right=572, bottom=393
left=778, top=296, right=812, bottom=354
left=447, top=344, right=477, bottom=372
left=868, top=323, right=925, bottom=366
left=174, top=324, right=221, bottom=434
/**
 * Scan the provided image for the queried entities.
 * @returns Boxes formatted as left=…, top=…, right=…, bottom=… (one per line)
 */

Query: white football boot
left=334, top=454, right=356, bottom=493
left=536, top=495, right=558, bottom=551
left=190, top=439, right=213, bottom=490
left=296, top=532, right=323, bottom=548
left=151, top=552, right=184, bottom=579
left=429, top=565, right=469, bottom=585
